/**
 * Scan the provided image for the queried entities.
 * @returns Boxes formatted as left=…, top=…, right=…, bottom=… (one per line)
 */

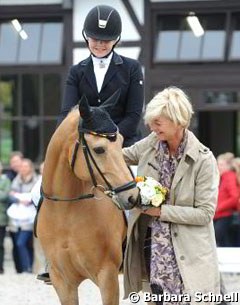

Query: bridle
left=41, top=128, right=136, bottom=202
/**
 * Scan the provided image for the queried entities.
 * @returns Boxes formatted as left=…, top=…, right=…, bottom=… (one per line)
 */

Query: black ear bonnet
left=78, top=90, right=120, bottom=141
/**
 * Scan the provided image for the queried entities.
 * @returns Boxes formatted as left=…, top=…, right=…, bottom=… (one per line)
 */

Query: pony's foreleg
left=97, top=265, right=120, bottom=305
left=50, top=269, right=81, bottom=305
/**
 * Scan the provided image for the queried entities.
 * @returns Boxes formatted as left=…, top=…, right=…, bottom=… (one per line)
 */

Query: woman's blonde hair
left=217, top=152, right=234, bottom=164
left=144, top=86, right=194, bottom=128
left=231, top=157, right=240, bottom=184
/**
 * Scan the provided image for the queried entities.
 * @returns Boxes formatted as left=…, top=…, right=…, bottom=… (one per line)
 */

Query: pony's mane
left=71, top=105, right=79, bottom=111
left=51, top=107, right=79, bottom=148
left=64, top=106, right=80, bottom=123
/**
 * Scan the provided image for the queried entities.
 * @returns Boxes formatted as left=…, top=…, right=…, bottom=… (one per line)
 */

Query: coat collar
left=80, top=52, right=123, bottom=93
left=101, top=52, right=123, bottom=90
left=147, top=130, right=206, bottom=193
left=112, top=52, right=123, bottom=65
left=80, top=51, right=123, bottom=66
left=80, top=57, right=97, bottom=94
left=148, top=130, right=203, bottom=162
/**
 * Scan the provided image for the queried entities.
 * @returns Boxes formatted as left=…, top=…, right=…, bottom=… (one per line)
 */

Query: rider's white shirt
left=91, top=53, right=113, bottom=93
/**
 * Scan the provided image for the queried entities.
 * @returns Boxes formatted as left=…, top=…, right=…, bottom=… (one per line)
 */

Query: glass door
left=0, top=73, right=61, bottom=165
left=0, top=75, right=18, bottom=164
left=198, top=111, right=237, bottom=157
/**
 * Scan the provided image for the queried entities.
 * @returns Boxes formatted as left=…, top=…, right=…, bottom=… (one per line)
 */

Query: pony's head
left=67, top=90, right=139, bottom=210
left=78, top=90, right=119, bottom=136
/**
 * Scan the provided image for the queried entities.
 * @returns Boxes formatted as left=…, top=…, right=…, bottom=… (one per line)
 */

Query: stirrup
left=36, top=272, right=50, bottom=282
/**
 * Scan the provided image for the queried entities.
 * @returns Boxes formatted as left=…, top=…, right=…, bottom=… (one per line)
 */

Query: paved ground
left=0, top=236, right=239, bottom=305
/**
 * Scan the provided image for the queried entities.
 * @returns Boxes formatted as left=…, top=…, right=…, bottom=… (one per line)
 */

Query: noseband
left=41, top=129, right=136, bottom=202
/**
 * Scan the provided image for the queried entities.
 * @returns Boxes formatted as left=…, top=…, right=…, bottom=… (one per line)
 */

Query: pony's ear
left=100, top=89, right=121, bottom=113
left=79, top=95, right=92, bottom=119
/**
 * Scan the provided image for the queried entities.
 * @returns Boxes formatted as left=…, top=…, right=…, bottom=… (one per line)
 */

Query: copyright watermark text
left=128, top=291, right=240, bottom=303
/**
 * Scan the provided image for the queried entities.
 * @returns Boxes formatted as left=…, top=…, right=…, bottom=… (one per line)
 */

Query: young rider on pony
left=37, top=4, right=144, bottom=282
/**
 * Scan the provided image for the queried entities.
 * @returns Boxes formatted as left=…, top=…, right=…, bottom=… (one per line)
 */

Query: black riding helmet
left=83, top=5, right=122, bottom=41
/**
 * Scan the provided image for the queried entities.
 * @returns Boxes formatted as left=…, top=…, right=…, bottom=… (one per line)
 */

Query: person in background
left=4, top=151, right=23, bottom=181
left=0, top=161, right=11, bottom=274
left=8, top=158, right=39, bottom=273
left=122, top=87, right=220, bottom=305
left=59, top=4, right=144, bottom=147
left=230, top=157, right=240, bottom=246
left=31, top=162, right=46, bottom=275
left=31, top=161, right=44, bottom=208
left=214, top=153, right=239, bottom=247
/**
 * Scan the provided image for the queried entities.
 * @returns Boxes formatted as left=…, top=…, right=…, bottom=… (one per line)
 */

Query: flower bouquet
left=135, top=176, right=168, bottom=210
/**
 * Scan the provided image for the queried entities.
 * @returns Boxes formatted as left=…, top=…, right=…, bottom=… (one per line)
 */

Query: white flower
left=151, top=193, right=164, bottom=207
left=135, top=176, right=168, bottom=209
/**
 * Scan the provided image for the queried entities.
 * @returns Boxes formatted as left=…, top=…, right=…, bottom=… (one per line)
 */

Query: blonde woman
left=123, top=87, right=220, bottom=305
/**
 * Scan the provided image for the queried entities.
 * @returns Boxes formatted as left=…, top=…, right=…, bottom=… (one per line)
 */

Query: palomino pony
left=37, top=92, right=139, bottom=305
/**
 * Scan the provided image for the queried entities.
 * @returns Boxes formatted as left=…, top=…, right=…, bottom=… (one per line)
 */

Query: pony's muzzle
left=111, top=188, right=140, bottom=210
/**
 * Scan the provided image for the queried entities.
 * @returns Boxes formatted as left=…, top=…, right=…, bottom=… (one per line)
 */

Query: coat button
left=180, top=255, right=185, bottom=260
left=173, top=232, right=178, bottom=237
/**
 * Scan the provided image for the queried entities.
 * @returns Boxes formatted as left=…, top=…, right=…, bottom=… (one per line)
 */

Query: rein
left=40, top=185, right=94, bottom=202
left=41, top=129, right=136, bottom=203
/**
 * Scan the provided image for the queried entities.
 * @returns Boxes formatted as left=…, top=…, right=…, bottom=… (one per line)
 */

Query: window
left=203, top=91, right=240, bottom=105
left=154, top=14, right=226, bottom=62
left=0, top=24, right=18, bottom=64
left=230, top=15, right=240, bottom=60
left=0, top=21, right=63, bottom=65
left=201, top=15, right=225, bottom=60
left=154, top=16, right=181, bottom=61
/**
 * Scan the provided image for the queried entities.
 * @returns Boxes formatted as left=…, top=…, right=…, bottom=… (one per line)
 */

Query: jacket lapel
left=170, top=131, right=199, bottom=204
left=171, top=158, right=190, bottom=190
left=80, top=56, right=98, bottom=94
left=101, top=52, right=123, bottom=91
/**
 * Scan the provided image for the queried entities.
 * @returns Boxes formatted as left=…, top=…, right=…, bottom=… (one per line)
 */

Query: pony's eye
left=93, top=147, right=105, bottom=154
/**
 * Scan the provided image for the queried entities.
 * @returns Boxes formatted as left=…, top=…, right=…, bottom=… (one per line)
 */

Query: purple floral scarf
left=150, top=132, right=188, bottom=305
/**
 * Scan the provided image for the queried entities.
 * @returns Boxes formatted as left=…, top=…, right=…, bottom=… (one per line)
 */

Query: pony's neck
left=42, top=111, right=88, bottom=198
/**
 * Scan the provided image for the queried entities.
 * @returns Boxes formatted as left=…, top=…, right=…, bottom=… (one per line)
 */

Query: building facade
left=0, top=0, right=239, bottom=164
left=145, top=0, right=240, bottom=157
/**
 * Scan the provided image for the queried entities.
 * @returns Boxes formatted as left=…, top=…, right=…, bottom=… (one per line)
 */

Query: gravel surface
left=0, top=236, right=144, bottom=305
left=0, top=236, right=239, bottom=305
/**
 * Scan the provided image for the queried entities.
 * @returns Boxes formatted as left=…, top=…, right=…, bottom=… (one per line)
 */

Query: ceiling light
left=186, top=12, right=204, bottom=37
left=11, top=19, right=22, bottom=32
left=19, top=30, right=28, bottom=40
left=11, top=19, right=28, bottom=40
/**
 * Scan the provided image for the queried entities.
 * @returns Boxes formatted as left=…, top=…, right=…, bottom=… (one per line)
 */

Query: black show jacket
left=59, top=52, right=144, bottom=147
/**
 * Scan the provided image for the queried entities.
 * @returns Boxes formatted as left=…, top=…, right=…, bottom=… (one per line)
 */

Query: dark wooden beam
left=0, top=4, right=70, bottom=19
left=121, top=0, right=143, bottom=37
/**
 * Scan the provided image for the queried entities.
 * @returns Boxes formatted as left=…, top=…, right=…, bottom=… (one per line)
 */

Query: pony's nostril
left=128, top=196, right=137, bottom=206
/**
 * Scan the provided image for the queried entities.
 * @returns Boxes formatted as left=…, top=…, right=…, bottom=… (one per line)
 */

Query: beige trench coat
left=123, top=130, right=220, bottom=305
